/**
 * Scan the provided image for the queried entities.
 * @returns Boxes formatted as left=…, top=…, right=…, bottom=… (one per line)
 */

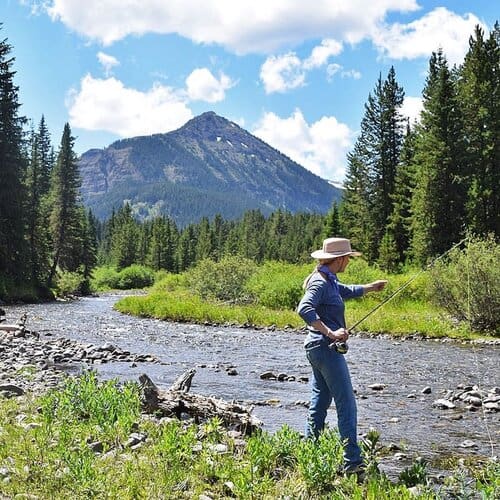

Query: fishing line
left=349, top=238, right=467, bottom=333
left=466, top=236, right=495, bottom=458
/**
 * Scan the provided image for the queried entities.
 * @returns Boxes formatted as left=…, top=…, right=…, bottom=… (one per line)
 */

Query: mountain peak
left=78, top=112, right=341, bottom=224
left=176, top=111, right=240, bottom=139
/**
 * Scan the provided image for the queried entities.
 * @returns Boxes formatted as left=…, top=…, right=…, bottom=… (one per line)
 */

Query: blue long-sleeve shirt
left=297, top=270, right=364, bottom=345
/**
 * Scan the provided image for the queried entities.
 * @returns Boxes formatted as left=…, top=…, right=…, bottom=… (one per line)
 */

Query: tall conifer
left=48, top=123, right=84, bottom=285
left=410, top=50, right=468, bottom=262
left=458, top=23, right=500, bottom=236
left=0, top=32, right=27, bottom=286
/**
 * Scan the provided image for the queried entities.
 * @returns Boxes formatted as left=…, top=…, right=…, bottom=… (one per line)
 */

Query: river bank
left=2, top=294, right=498, bottom=471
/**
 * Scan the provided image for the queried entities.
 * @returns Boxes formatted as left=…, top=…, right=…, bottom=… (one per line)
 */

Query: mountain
left=78, top=111, right=342, bottom=225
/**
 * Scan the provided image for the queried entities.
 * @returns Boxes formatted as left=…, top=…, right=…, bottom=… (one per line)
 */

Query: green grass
left=0, top=375, right=497, bottom=499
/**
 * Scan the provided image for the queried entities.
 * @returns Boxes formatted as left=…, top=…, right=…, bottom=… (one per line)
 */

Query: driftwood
left=0, top=313, right=27, bottom=333
left=139, top=370, right=262, bottom=435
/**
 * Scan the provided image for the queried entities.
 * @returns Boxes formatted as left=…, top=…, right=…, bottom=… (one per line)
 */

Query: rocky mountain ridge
left=78, top=112, right=341, bottom=225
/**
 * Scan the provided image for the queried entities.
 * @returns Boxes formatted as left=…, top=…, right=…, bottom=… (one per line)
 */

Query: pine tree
left=341, top=147, right=374, bottom=258
left=458, top=23, right=500, bottom=236
left=410, top=50, right=468, bottom=263
left=48, top=123, right=84, bottom=285
left=387, top=123, right=417, bottom=264
left=26, top=118, right=53, bottom=288
left=322, top=202, right=341, bottom=239
left=0, top=32, right=28, bottom=286
left=79, top=208, right=98, bottom=293
left=109, top=203, right=139, bottom=270
left=341, top=67, right=405, bottom=261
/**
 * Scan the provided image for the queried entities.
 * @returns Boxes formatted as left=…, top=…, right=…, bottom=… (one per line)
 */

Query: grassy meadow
left=0, top=373, right=497, bottom=499
left=112, top=258, right=485, bottom=340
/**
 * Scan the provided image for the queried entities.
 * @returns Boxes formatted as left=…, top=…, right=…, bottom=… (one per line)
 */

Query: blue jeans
left=305, top=340, right=362, bottom=469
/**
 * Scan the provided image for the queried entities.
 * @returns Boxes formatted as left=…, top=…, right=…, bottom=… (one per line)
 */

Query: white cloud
left=185, top=68, right=234, bottom=103
left=261, top=38, right=346, bottom=93
left=253, top=109, right=354, bottom=181
left=45, top=0, right=419, bottom=52
left=67, top=74, right=193, bottom=137
left=326, top=64, right=361, bottom=81
left=401, top=96, right=423, bottom=124
left=97, top=51, right=119, bottom=76
left=372, top=7, right=486, bottom=65
left=303, top=39, right=343, bottom=69
left=260, top=53, right=305, bottom=94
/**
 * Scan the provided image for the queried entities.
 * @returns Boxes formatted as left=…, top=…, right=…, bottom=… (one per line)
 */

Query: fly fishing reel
left=329, top=341, right=348, bottom=354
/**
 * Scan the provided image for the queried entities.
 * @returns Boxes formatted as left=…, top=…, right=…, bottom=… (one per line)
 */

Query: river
left=4, top=293, right=499, bottom=473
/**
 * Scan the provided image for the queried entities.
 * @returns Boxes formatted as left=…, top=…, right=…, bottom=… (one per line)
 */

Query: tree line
left=0, top=23, right=498, bottom=299
left=341, top=24, right=499, bottom=269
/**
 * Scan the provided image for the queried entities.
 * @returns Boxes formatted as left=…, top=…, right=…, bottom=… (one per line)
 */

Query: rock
left=484, top=402, right=499, bottom=411
left=0, top=384, right=24, bottom=397
left=368, top=383, right=386, bottom=391
left=226, top=368, right=238, bottom=376
left=259, top=371, right=276, bottom=380
left=88, top=441, right=104, bottom=453
left=432, top=399, right=456, bottom=409
left=460, top=440, right=477, bottom=448
left=421, top=386, right=432, bottom=394
left=124, top=432, right=147, bottom=448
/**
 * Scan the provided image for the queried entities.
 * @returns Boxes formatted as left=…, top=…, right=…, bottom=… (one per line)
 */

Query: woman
left=297, top=237, right=387, bottom=476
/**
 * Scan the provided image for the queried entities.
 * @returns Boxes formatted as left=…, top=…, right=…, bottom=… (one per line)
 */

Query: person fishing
left=297, top=237, right=387, bottom=478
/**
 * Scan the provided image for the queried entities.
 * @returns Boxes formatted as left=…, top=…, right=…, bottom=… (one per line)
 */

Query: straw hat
left=311, top=237, right=362, bottom=259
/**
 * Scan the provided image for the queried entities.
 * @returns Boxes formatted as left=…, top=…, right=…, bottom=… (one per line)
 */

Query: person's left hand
left=368, top=280, right=388, bottom=292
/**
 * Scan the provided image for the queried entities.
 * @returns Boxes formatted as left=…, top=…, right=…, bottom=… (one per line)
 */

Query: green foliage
left=187, top=256, right=257, bottom=303
left=54, top=269, right=86, bottom=297
left=245, top=261, right=309, bottom=309
left=41, top=371, right=140, bottom=436
left=91, top=266, right=121, bottom=290
left=429, top=235, right=500, bottom=334
left=116, top=264, right=155, bottom=289
left=0, top=382, right=496, bottom=499
left=398, top=458, right=429, bottom=487
left=91, top=265, right=154, bottom=290
left=295, top=429, right=344, bottom=493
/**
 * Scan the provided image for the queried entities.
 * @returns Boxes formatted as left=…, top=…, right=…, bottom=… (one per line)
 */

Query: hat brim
left=311, top=250, right=362, bottom=259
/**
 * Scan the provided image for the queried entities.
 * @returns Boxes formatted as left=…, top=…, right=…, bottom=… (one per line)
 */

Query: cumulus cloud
left=260, top=53, right=305, bottom=93
left=44, top=0, right=419, bottom=52
left=401, top=96, right=423, bottom=124
left=67, top=74, right=193, bottom=137
left=253, top=109, right=354, bottom=181
left=303, top=39, right=343, bottom=69
left=185, top=68, right=235, bottom=103
left=372, top=7, right=486, bottom=65
left=97, top=51, right=119, bottom=76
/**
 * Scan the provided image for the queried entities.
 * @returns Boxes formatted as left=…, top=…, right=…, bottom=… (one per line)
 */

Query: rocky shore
left=0, top=323, right=159, bottom=398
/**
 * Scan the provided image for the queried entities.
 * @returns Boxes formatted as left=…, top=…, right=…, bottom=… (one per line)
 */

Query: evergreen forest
left=0, top=23, right=498, bottom=301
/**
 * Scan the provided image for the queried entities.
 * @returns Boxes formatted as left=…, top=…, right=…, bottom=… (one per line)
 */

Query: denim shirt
left=297, top=270, right=364, bottom=345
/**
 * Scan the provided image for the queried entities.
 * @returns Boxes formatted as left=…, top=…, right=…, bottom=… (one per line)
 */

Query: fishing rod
left=331, top=237, right=467, bottom=354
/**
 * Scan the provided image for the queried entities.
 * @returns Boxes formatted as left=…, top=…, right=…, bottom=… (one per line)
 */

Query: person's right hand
left=327, top=327, right=349, bottom=342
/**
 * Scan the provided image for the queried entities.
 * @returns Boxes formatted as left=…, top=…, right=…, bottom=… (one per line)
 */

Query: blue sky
left=2, top=1, right=497, bottom=183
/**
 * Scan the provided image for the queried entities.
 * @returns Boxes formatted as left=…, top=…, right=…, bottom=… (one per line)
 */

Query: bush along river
left=1, top=293, right=499, bottom=478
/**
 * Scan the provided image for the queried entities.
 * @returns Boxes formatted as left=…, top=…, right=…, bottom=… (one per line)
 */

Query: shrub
left=429, top=235, right=500, bottom=334
left=117, top=265, right=155, bottom=289
left=55, top=270, right=85, bottom=297
left=187, top=256, right=257, bottom=303
left=245, top=261, right=309, bottom=309
left=91, top=266, right=121, bottom=290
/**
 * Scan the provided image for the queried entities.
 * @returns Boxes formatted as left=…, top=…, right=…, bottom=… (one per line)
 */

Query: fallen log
left=0, top=313, right=27, bottom=333
left=139, top=371, right=262, bottom=435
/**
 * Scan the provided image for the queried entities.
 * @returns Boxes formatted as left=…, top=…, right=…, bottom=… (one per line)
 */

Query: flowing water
left=4, top=294, right=499, bottom=471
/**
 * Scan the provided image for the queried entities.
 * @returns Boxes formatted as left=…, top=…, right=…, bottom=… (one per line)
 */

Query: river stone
left=484, top=402, right=499, bottom=411
left=259, top=371, right=276, bottom=380
left=460, top=439, right=477, bottom=448
left=421, top=386, right=432, bottom=394
left=368, top=383, right=386, bottom=391
left=432, top=399, right=456, bottom=409
left=0, top=384, right=24, bottom=396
